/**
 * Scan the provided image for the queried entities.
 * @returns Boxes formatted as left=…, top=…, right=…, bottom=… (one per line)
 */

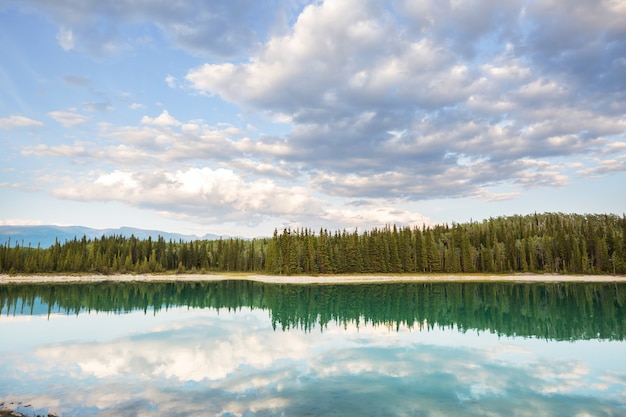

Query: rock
left=0, top=409, right=26, bottom=417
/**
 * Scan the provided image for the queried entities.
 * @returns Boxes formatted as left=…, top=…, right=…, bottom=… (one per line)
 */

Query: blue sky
left=1, top=0, right=625, bottom=237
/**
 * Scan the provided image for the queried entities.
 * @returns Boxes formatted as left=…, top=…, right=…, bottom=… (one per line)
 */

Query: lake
left=1, top=280, right=625, bottom=416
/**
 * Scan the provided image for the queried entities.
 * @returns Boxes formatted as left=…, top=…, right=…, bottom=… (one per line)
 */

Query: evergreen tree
left=2, top=212, right=625, bottom=276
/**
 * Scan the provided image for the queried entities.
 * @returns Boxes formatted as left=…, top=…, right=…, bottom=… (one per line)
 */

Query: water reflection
left=1, top=281, right=625, bottom=340
left=1, top=281, right=626, bottom=416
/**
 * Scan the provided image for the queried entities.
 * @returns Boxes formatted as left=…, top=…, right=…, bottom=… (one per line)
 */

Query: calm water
left=1, top=281, right=625, bottom=417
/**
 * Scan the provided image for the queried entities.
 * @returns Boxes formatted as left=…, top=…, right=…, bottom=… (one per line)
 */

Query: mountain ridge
left=0, top=225, right=227, bottom=248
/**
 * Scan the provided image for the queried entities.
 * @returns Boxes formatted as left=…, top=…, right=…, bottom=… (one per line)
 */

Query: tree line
left=1, top=212, right=625, bottom=275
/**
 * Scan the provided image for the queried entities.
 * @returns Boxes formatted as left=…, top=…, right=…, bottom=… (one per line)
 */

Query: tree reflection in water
left=2, top=280, right=624, bottom=341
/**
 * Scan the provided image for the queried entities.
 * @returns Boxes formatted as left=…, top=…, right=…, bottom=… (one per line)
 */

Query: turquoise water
left=1, top=281, right=625, bottom=416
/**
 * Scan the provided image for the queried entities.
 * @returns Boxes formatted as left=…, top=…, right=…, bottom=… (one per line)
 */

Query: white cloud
left=4, top=0, right=626, bottom=232
left=98, top=121, right=243, bottom=164
left=56, top=26, right=75, bottom=51
left=0, top=115, right=44, bottom=129
left=514, top=79, right=568, bottom=102
left=323, top=203, right=430, bottom=229
left=21, top=119, right=271, bottom=170
left=140, top=110, right=181, bottom=127
left=48, top=110, right=89, bottom=127
left=165, top=75, right=177, bottom=88
left=577, top=154, right=626, bottom=177
left=471, top=188, right=520, bottom=202
left=9, top=0, right=283, bottom=58
left=22, top=143, right=88, bottom=158
left=592, top=141, right=626, bottom=156
left=226, top=158, right=296, bottom=178
left=183, top=0, right=626, bottom=207
left=50, top=167, right=324, bottom=224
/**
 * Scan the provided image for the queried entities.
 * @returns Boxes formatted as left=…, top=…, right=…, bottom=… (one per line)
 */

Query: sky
left=0, top=0, right=625, bottom=237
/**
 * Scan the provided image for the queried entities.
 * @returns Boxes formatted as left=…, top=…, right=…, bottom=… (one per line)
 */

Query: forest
left=1, top=212, right=625, bottom=275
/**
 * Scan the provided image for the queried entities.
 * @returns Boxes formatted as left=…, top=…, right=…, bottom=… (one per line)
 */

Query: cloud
left=21, top=119, right=278, bottom=170
left=323, top=202, right=430, bottom=229
left=511, top=159, right=569, bottom=188
left=6, top=0, right=626, bottom=230
left=140, top=110, right=181, bottom=127
left=56, top=26, right=74, bottom=51
left=7, top=0, right=288, bottom=58
left=226, top=158, right=296, bottom=179
left=50, top=167, right=325, bottom=225
left=22, top=143, right=90, bottom=159
left=522, top=0, right=626, bottom=93
left=185, top=0, right=626, bottom=203
left=19, top=108, right=435, bottom=229
left=8, top=311, right=625, bottom=417
left=48, top=110, right=89, bottom=127
left=38, top=315, right=311, bottom=382
left=165, top=75, right=177, bottom=88
left=594, top=141, right=626, bottom=156
left=41, top=165, right=434, bottom=230
left=0, top=115, right=44, bottom=129
left=577, top=155, right=626, bottom=177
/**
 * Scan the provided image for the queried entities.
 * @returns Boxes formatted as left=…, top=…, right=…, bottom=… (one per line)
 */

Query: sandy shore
left=1, top=273, right=626, bottom=285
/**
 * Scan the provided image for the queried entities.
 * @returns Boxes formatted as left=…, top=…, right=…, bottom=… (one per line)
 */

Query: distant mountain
left=0, top=225, right=225, bottom=248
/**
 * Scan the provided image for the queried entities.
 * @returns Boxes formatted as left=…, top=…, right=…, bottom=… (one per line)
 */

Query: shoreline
left=2, top=273, right=626, bottom=285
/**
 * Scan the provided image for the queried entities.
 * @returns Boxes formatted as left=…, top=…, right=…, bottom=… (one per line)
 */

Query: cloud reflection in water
left=1, top=307, right=625, bottom=417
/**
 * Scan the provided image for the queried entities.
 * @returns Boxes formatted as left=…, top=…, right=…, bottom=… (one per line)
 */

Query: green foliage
left=1, top=213, right=625, bottom=275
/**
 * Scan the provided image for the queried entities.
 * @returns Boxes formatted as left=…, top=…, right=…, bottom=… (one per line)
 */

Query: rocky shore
left=0, top=403, right=58, bottom=417
left=0, top=410, right=58, bottom=417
